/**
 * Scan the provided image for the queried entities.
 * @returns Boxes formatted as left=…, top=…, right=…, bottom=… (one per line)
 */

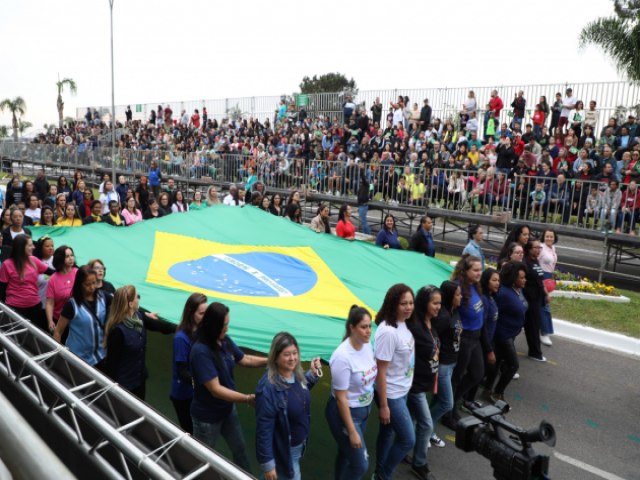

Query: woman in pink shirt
left=0, top=234, right=53, bottom=331
left=122, top=197, right=143, bottom=226
left=45, top=245, right=78, bottom=333
left=336, top=204, right=356, bottom=240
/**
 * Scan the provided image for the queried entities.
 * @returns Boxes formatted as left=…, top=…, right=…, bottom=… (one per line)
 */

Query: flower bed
left=552, top=280, right=630, bottom=303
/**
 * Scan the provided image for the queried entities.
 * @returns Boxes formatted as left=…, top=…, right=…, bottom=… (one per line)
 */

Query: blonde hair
left=266, top=332, right=307, bottom=389
left=206, top=186, right=220, bottom=206
left=104, top=285, right=137, bottom=346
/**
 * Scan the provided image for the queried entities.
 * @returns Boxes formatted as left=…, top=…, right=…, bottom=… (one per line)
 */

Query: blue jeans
left=540, top=274, right=554, bottom=335
left=407, top=392, right=434, bottom=468
left=430, top=362, right=456, bottom=424
left=375, top=394, right=416, bottom=479
left=192, top=406, right=251, bottom=473
left=325, top=396, right=371, bottom=480
left=276, top=443, right=303, bottom=480
left=358, top=204, right=372, bottom=235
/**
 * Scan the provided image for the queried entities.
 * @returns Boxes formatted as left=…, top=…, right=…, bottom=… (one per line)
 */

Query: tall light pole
left=109, top=0, right=116, bottom=183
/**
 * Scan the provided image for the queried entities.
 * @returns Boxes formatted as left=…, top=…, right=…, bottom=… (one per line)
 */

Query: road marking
left=554, top=452, right=627, bottom=480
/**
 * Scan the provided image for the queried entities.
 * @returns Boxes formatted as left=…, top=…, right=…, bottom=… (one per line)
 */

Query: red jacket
left=489, top=96, right=504, bottom=117
left=533, top=111, right=545, bottom=126
left=620, top=189, right=640, bottom=210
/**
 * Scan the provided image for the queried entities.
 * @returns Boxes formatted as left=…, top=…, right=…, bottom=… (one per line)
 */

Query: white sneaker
left=512, top=373, right=520, bottom=380
left=540, top=335, right=552, bottom=346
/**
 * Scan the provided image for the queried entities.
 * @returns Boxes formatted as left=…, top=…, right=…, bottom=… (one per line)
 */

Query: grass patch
left=551, top=289, right=639, bottom=338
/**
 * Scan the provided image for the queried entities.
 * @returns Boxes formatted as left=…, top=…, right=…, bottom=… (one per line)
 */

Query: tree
left=299, top=73, right=358, bottom=94
left=0, top=96, right=27, bottom=141
left=0, top=126, right=8, bottom=139
left=56, top=77, right=77, bottom=129
left=18, top=120, right=32, bottom=137
left=579, top=0, right=640, bottom=83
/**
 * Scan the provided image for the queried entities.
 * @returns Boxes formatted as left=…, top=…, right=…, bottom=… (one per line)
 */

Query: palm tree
left=579, top=0, right=640, bottom=83
left=0, top=96, right=27, bottom=141
left=18, top=120, right=33, bottom=137
left=56, top=77, right=77, bottom=128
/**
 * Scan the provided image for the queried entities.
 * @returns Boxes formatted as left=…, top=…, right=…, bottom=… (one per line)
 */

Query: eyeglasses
left=93, top=267, right=106, bottom=273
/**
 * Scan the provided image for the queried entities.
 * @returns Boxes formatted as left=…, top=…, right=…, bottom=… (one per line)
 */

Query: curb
left=553, top=319, right=640, bottom=357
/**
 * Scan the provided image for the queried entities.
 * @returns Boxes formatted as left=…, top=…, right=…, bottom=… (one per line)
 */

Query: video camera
left=455, top=401, right=556, bottom=480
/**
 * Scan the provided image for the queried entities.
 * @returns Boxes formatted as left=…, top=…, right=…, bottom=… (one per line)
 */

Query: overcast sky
left=0, top=0, right=627, bottom=132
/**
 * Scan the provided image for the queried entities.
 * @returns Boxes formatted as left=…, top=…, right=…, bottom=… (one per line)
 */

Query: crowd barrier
left=76, top=81, right=640, bottom=136
left=2, top=142, right=637, bottom=235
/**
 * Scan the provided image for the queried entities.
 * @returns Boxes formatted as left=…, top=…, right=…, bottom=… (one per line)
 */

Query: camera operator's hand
left=378, top=404, right=391, bottom=424
left=348, top=430, right=362, bottom=449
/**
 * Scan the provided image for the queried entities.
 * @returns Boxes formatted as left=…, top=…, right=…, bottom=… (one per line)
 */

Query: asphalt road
left=395, top=333, right=640, bottom=480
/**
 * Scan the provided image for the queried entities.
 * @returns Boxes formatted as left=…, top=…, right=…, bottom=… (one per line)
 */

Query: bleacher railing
left=2, top=141, right=638, bottom=234
left=76, top=81, right=640, bottom=135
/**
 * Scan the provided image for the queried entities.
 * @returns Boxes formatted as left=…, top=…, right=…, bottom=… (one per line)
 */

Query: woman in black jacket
left=429, top=280, right=462, bottom=446
left=496, top=137, right=518, bottom=173
left=103, top=285, right=175, bottom=400
left=409, top=216, right=436, bottom=257
left=523, top=239, right=548, bottom=362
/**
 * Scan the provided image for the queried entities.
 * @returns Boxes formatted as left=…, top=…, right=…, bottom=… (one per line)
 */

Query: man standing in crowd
left=511, top=91, right=526, bottom=130
left=559, top=87, right=577, bottom=133
left=420, top=99, right=432, bottom=132
left=371, top=97, right=382, bottom=125
left=485, top=90, right=504, bottom=125
left=343, top=95, right=356, bottom=124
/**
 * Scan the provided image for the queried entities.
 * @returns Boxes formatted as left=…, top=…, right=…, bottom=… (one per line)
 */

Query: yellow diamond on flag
left=146, top=231, right=374, bottom=317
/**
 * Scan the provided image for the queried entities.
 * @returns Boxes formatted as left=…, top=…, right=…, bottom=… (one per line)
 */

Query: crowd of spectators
left=23, top=87, right=640, bottom=234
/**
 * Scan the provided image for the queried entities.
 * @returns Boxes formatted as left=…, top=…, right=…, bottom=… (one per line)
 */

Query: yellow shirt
left=411, top=182, right=426, bottom=201
left=468, top=151, right=480, bottom=166
left=56, top=218, right=82, bottom=227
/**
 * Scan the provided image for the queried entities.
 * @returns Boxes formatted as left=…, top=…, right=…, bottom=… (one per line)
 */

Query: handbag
left=543, top=278, right=556, bottom=293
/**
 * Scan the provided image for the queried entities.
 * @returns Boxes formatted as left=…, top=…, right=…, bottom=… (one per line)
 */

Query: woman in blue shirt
left=443, top=255, right=484, bottom=430
left=189, top=302, right=267, bottom=472
left=170, top=293, right=208, bottom=434
left=462, top=224, right=484, bottom=270
left=487, top=262, right=528, bottom=403
left=376, top=214, right=402, bottom=249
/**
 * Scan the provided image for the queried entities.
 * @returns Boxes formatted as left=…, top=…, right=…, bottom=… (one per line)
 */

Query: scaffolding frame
left=0, top=304, right=254, bottom=480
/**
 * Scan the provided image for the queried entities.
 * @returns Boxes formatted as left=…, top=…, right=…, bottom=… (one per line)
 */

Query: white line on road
left=554, top=452, right=627, bottom=480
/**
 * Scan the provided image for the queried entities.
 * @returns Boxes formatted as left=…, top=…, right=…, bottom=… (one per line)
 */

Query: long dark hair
left=338, top=204, right=350, bottom=223
left=177, top=293, right=208, bottom=340
left=52, top=245, right=77, bottom=272
left=480, top=268, right=499, bottom=297
left=439, top=280, right=460, bottom=314
left=413, top=285, right=440, bottom=324
left=343, top=305, right=371, bottom=340
left=375, top=283, right=413, bottom=328
left=197, top=302, right=230, bottom=370
left=451, top=254, right=482, bottom=305
left=500, top=261, right=527, bottom=288
left=10, top=234, right=34, bottom=279
left=71, top=265, right=97, bottom=303
left=499, top=224, right=531, bottom=260
left=33, top=236, right=53, bottom=260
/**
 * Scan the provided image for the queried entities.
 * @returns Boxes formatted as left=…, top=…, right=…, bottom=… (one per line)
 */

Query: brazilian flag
left=33, top=206, right=452, bottom=360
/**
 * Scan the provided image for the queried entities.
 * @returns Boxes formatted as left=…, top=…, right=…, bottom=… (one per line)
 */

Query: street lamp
left=109, top=0, right=116, bottom=183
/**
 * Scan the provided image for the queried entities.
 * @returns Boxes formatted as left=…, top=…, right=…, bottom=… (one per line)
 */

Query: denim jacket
left=255, top=370, right=319, bottom=478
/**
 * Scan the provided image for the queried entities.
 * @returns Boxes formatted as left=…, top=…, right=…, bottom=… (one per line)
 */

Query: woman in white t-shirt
left=325, top=305, right=377, bottom=480
left=373, top=284, right=416, bottom=480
